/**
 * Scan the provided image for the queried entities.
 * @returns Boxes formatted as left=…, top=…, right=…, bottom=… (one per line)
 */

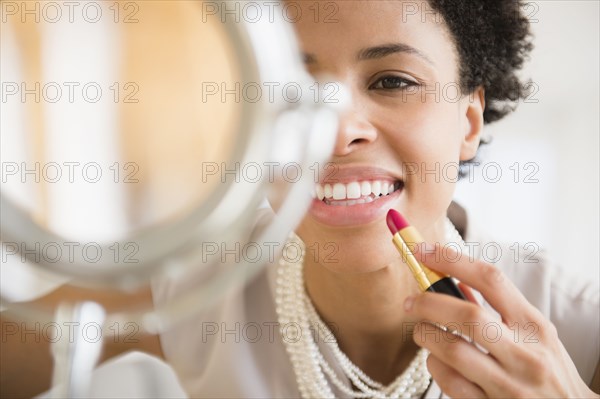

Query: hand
left=401, top=243, right=599, bottom=399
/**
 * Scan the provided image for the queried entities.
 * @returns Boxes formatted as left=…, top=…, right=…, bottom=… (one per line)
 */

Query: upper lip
left=317, top=165, right=403, bottom=185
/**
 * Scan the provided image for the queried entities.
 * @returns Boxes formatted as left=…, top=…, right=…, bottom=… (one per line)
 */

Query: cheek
left=372, top=97, right=464, bottom=164
left=370, top=97, right=463, bottom=228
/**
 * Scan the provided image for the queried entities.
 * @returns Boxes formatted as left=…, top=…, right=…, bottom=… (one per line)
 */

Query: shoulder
left=462, top=212, right=599, bottom=315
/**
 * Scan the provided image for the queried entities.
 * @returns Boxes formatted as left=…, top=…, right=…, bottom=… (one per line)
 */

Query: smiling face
left=293, top=0, right=484, bottom=273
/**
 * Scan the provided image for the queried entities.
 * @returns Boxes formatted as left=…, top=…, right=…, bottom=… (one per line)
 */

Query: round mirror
left=0, top=0, right=340, bottom=332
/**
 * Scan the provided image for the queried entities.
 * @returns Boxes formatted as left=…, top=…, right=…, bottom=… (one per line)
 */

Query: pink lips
left=307, top=166, right=403, bottom=227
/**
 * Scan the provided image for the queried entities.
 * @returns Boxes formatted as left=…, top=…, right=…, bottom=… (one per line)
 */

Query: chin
left=296, top=215, right=400, bottom=274
left=295, top=198, right=456, bottom=275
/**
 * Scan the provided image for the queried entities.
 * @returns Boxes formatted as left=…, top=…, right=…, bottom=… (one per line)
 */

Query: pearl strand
left=275, top=218, right=466, bottom=398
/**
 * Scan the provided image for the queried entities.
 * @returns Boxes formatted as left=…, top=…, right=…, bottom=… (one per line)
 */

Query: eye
left=369, top=75, right=417, bottom=90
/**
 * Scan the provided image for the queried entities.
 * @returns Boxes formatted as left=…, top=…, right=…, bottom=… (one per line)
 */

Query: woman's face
left=293, top=0, right=484, bottom=272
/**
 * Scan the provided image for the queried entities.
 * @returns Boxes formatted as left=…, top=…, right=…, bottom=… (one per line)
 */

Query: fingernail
left=404, top=295, right=415, bottom=312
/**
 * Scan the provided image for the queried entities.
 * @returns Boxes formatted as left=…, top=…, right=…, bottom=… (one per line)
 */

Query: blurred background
left=454, top=0, right=599, bottom=275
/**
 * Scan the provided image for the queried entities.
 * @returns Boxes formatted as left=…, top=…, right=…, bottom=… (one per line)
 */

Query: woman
left=2, top=1, right=598, bottom=398
left=152, top=1, right=599, bottom=397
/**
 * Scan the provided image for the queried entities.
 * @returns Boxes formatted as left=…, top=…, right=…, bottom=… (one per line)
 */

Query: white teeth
left=332, top=183, right=346, bottom=200
left=316, top=184, right=325, bottom=200
left=324, top=184, right=333, bottom=198
left=371, top=181, right=382, bottom=197
left=381, top=182, right=394, bottom=195
left=346, top=182, right=361, bottom=199
left=361, top=181, right=371, bottom=196
left=315, top=179, right=400, bottom=204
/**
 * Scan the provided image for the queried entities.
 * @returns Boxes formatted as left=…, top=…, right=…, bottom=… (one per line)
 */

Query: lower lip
left=308, top=189, right=402, bottom=227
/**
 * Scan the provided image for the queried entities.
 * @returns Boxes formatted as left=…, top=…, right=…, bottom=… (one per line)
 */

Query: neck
left=302, top=217, right=448, bottom=384
left=304, top=257, right=420, bottom=384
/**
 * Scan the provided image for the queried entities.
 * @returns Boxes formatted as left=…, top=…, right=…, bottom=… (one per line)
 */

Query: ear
left=459, top=87, right=485, bottom=161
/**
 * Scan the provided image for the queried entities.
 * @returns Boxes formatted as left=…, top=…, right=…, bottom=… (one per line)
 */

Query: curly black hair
left=428, top=0, right=534, bottom=124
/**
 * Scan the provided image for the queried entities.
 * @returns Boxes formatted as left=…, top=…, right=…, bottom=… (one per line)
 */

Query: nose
left=332, top=102, right=378, bottom=157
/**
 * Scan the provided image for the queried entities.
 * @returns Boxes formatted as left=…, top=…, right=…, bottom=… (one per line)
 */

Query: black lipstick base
left=426, top=277, right=467, bottom=300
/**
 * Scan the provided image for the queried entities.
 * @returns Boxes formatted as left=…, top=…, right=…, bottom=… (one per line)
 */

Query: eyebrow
left=357, top=43, right=434, bottom=65
left=302, top=42, right=434, bottom=66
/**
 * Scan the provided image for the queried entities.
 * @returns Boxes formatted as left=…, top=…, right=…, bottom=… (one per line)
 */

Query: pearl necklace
left=275, top=218, right=466, bottom=399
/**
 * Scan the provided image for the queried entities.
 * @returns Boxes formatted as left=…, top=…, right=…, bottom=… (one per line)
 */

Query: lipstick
left=386, top=209, right=466, bottom=299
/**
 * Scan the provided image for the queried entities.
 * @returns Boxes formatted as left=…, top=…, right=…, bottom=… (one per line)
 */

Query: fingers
left=426, top=354, right=486, bottom=399
left=414, top=321, right=507, bottom=397
left=414, top=243, right=541, bottom=325
left=458, top=282, right=479, bottom=305
left=407, top=245, right=578, bottom=398
left=406, top=292, right=514, bottom=363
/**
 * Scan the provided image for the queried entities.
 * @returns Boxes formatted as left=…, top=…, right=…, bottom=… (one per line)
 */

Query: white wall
left=454, top=1, right=599, bottom=274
